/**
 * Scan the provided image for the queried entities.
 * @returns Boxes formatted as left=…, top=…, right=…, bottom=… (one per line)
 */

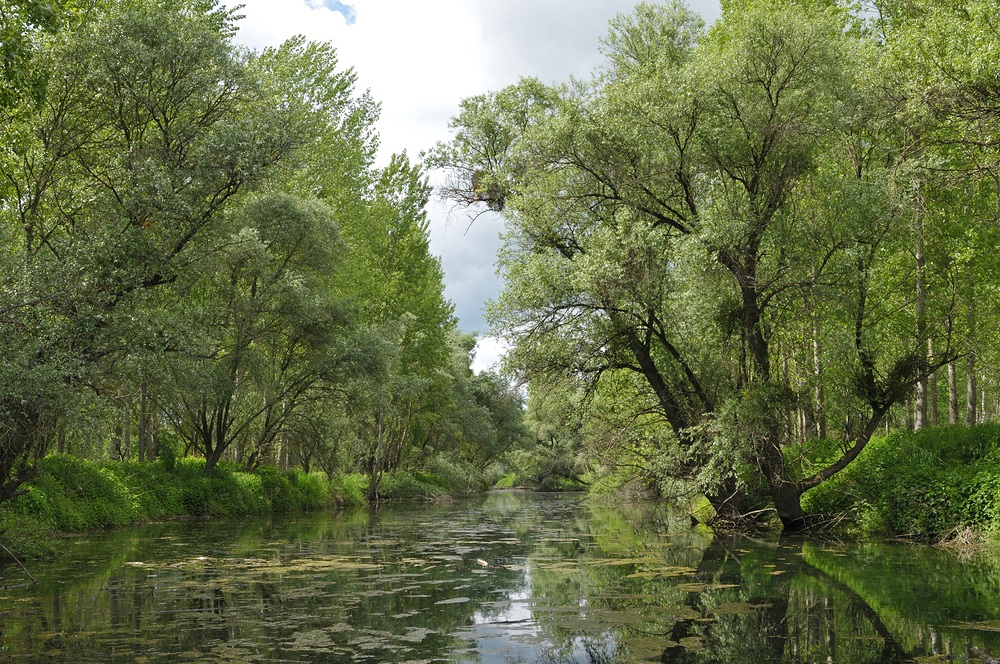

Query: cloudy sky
left=229, top=0, right=721, bottom=370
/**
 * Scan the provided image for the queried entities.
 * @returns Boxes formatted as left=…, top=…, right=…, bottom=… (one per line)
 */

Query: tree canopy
left=0, top=0, right=527, bottom=501
left=430, top=0, right=1000, bottom=528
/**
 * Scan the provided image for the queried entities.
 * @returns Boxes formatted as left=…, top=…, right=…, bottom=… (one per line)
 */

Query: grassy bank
left=802, top=423, right=1000, bottom=539
left=0, top=454, right=490, bottom=559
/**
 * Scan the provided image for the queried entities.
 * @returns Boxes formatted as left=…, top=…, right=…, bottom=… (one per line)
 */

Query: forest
left=3, top=0, right=1000, bottom=541
left=0, top=0, right=528, bottom=521
left=429, top=0, right=1000, bottom=530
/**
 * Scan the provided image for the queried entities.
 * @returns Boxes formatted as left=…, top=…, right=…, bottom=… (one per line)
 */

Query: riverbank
left=5, top=423, right=998, bottom=561
left=0, top=454, right=488, bottom=559
left=801, top=423, right=1000, bottom=541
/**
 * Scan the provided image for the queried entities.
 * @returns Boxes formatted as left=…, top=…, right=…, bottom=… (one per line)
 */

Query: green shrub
left=27, top=455, right=139, bottom=531
left=418, top=457, right=488, bottom=496
left=379, top=470, right=440, bottom=501
left=0, top=454, right=344, bottom=558
left=282, top=468, right=327, bottom=510
left=491, top=447, right=585, bottom=492
left=332, top=473, right=368, bottom=507
left=802, top=423, right=1000, bottom=538
left=494, top=474, right=516, bottom=489
left=252, top=466, right=331, bottom=512
left=108, top=460, right=185, bottom=519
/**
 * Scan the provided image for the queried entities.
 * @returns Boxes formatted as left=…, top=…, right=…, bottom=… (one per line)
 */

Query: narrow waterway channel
left=1, top=491, right=998, bottom=662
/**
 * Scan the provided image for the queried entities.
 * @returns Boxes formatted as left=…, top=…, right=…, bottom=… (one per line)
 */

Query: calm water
left=1, top=491, right=999, bottom=663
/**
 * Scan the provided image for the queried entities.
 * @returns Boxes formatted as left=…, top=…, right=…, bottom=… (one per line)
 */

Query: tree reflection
left=3, top=496, right=1000, bottom=662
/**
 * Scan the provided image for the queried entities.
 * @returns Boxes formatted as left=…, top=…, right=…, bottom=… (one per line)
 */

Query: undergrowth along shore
left=3, top=423, right=1000, bottom=559
left=0, top=454, right=489, bottom=559
left=801, top=422, right=1000, bottom=541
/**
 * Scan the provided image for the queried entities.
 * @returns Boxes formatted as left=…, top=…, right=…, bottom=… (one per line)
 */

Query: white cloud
left=231, top=0, right=488, bottom=168
left=471, top=336, right=510, bottom=374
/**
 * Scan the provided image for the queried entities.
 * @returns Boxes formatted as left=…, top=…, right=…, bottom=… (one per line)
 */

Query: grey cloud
left=469, top=0, right=721, bottom=87
left=427, top=205, right=505, bottom=334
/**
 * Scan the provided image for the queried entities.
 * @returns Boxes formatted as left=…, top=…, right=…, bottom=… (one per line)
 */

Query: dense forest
left=0, top=0, right=528, bottom=510
left=4, top=0, right=1000, bottom=536
left=430, top=0, right=1000, bottom=529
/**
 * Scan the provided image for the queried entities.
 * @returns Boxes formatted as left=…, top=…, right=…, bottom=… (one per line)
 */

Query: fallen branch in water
left=0, top=539, right=37, bottom=588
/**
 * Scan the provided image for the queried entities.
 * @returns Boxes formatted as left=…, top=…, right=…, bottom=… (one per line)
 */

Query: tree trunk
left=761, top=428, right=807, bottom=530
left=122, top=405, right=132, bottom=460
left=705, top=476, right=750, bottom=523
left=149, top=407, right=159, bottom=459
left=914, top=206, right=927, bottom=430
left=772, top=482, right=807, bottom=531
left=949, top=359, right=959, bottom=425
left=927, top=338, right=938, bottom=426
left=204, top=448, right=224, bottom=476
left=804, top=288, right=826, bottom=440
left=367, top=410, right=384, bottom=503
left=967, top=299, right=977, bottom=426
left=813, top=318, right=826, bottom=439
left=279, top=429, right=289, bottom=470
left=138, top=382, right=149, bottom=462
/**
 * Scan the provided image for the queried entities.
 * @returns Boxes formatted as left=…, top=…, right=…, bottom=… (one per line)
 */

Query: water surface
left=1, top=491, right=999, bottom=662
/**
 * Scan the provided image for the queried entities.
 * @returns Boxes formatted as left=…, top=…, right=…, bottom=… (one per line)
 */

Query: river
left=0, top=491, right=998, bottom=662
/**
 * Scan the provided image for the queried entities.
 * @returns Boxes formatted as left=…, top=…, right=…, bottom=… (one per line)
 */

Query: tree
left=0, top=0, right=74, bottom=110
left=0, top=0, right=312, bottom=497
left=431, top=0, right=969, bottom=529
left=168, top=195, right=356, bottom=475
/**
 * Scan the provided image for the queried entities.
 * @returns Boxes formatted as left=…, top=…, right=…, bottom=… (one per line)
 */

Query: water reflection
left=0, top=492, right=999, bottom=662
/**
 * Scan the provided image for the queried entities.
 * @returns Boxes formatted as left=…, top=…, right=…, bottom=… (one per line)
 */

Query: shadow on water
left=2, top=492, right=1000, bottom=662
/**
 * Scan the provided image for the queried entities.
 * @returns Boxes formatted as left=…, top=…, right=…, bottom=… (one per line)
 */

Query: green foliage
left=802, top=424, right=1000, bottom=537
left=0, top=0, right=518, bottom=504
left=378, top=470, right=439, bottom=501
left=255, top=465, right=331, bottom=512
left=417, top=456, right=489, bottom=496
left=499, top=447, right=587, bottom=493
left=20, top=455, right=139, bottom=531
left=432, top=0, right=1000, bottom=529
left=0, top=0, right=73, bottom=109
left=0, top=455, right=342, bottom=554
left=493, top=474, right=516, bottom=489
left=331, top=473, right=369, bottom=507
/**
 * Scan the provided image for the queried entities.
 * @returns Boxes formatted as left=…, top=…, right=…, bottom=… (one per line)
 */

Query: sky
left=229, top=0, right=722, bottom=371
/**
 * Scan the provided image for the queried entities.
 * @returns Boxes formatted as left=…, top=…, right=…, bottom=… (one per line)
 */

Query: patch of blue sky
left=306, top=0, right=357, bottom=25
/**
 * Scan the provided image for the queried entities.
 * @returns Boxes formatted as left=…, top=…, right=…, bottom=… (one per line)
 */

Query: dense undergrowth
left=0, top=453, right=491, bottom=558
left=801, top=423, right=1000, bottom=540
left=5, top=423, right=995, bottom=560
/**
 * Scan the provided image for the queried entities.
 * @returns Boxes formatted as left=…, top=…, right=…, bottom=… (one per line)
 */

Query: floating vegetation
left=625, top=565, right=698, bottom=579
left=675, top=582, right=709, bottom=592
left=1, top=494, right=998, bottom=663
left=710, top=601, right=770, bottom=615
left=955, top=620, right=1000, bottom=632
left=679, top=636, right=705, bottom=652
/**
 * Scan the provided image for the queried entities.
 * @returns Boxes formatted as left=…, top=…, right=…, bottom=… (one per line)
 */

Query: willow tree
left=0, top=0, right=316, bottom=496
left=431, top=0, right=955, bottom=528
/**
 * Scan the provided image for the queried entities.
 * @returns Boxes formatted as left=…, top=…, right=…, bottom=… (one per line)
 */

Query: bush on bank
left=5, top=455, right=342, bottom=531
left=802, top=423, right=1000, bottom=539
